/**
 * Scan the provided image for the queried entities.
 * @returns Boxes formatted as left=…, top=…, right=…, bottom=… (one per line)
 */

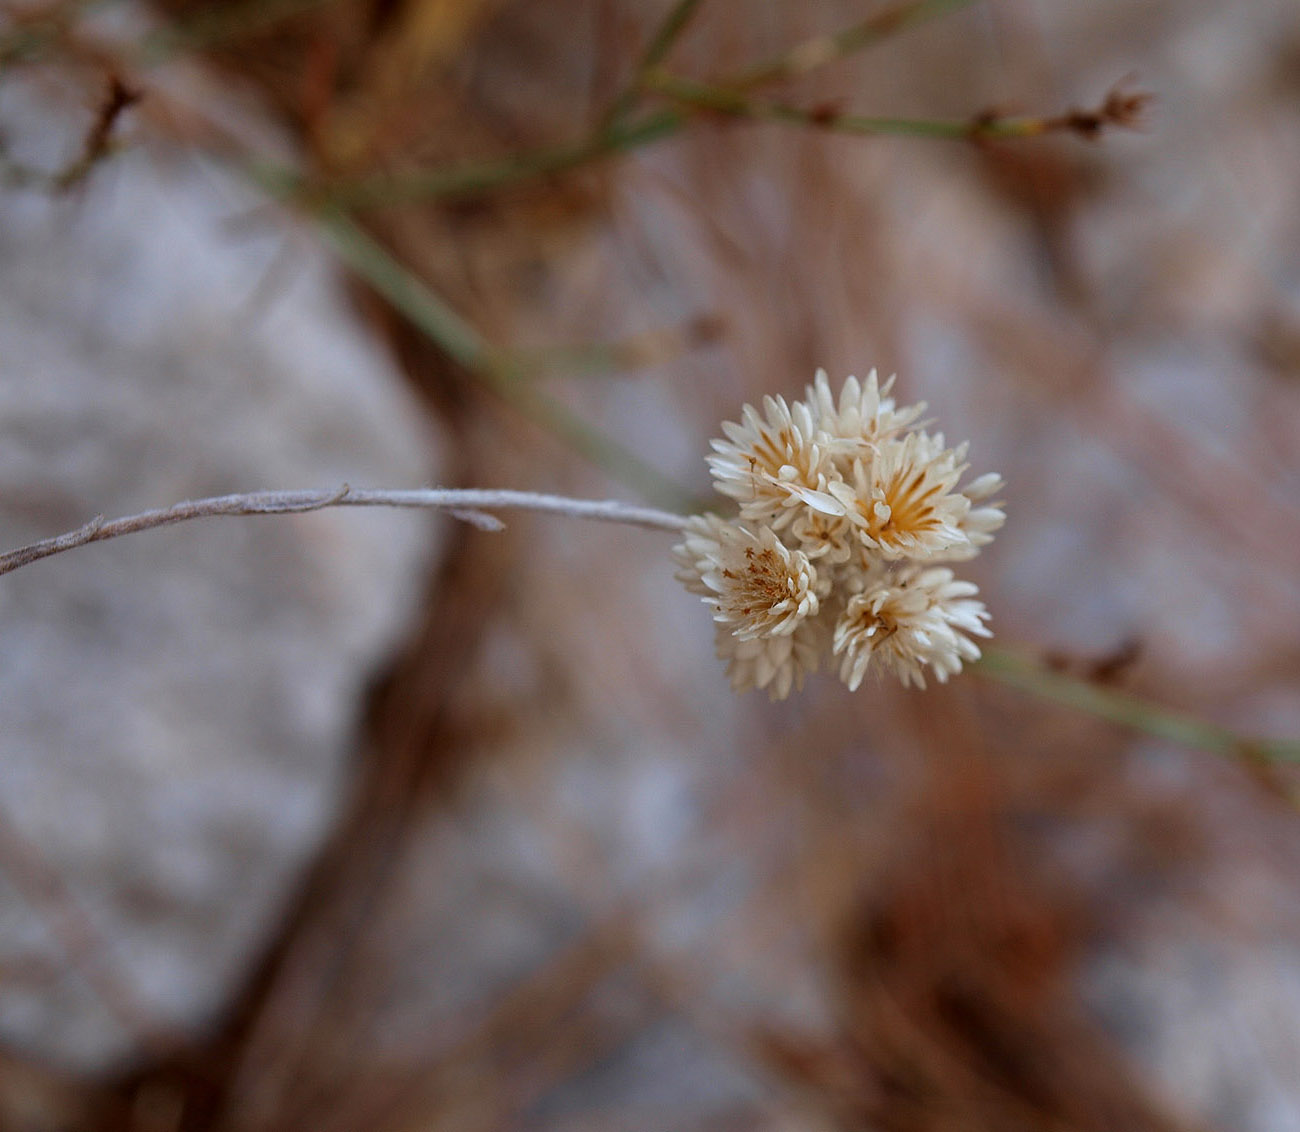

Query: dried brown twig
left=55, top=73, right=142, bottom=190
left=646, top=73, right=1153, bottom=142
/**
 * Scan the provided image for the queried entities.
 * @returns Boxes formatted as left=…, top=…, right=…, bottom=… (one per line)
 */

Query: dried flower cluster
left=674, top=370, right=1005, bottom=699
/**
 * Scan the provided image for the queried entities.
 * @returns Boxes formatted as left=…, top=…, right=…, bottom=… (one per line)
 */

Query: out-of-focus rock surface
left=0, top=68, right=439, bottom=1070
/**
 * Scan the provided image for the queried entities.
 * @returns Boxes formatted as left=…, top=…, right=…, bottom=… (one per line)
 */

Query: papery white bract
left=706, top=394, right=829, bottom=528
left=804, top=367, right=926, bottom=451
left=714, top=619, right=823, bottom=701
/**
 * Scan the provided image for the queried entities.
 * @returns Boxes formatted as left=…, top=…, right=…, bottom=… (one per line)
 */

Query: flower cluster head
left=674, top=370, right=1004, bottom=699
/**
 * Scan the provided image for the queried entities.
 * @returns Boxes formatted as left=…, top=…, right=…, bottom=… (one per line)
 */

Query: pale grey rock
left=0, top=73, right=439, bottom=1070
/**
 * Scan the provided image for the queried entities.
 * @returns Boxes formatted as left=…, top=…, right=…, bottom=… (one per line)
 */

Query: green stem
left=297, top=0, right=978, bottom=210
left=645, top=72, right=1051, bottom=139
left=314, top=207, right=489, bottom=370
left=504, top=317, right=719, bottom=380
left=974, top=647, right=1300, bottom=764
left=728, top=0, right=979, bottom=90
left=638, top=0, right=708, bottom=73
left=311, top=209, right=699, bottom=512
left=602, top=0, right=707, bottom=129
left=310, top=110, right=684, bottom=210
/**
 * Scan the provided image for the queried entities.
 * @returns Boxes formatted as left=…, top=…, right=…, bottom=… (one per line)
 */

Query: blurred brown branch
left=645, top=71, right=1152, bottom=142
left=53, top=72, right=141, bottom=189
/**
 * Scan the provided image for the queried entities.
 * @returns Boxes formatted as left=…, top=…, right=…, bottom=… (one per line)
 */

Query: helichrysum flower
left=673, top=514, right=820, bottom=641
left=789, top=506, right=855, bottom=565
left=946, top=471, right=1008, bottom=561
left=706, top=394, right=829, bottom=528
left=676, top=371, right=1004, bottom=698
left=833, top=567, right=990, bottom=691
left=824, top=434, right=973, bottom=561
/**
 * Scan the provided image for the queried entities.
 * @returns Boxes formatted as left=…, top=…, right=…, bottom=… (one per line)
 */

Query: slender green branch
left=727, top=0, right=979, bottom=90
left=307, top=110, right=683, bottom=210
left=602, top=0, right=706, bottom=130
left=311, top=209, right=700, bottom=512
left=312, top=206, right=490, bottom=371
left=296, top=0, right=980, bottom=210
left=284, top=167, right=714, bottom=387
left=638, top=0, right=708, bottom=73
left=645, top=71, right=1148, bottom=141
left=503, top=317, right=723, bottom=381
left=974, top=647, right=1300, bottom=764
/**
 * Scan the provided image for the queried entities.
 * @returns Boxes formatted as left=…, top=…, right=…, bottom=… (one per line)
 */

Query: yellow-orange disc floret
left=828, top=432, right=972, bottom=561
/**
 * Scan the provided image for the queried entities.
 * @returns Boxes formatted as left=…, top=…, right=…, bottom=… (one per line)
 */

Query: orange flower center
left=721, top=546, right=790, bottom=617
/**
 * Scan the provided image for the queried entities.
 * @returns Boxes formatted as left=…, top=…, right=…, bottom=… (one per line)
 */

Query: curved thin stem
left=645, top=72, right=1150, bottom=142
left=8, top=493, right=1297, bottom=770
left=601, top=0, right=706, bottom=130
left=726, top=0, right=977, bottom=90
left=303, top=111, right=684, bottom=211
left=974, top=646, right=1300, bottom=764
left=0, top=487, right=689, bottom=577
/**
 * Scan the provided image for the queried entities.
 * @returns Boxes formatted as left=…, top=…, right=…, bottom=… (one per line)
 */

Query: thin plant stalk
left=296, top=0, right=982, bottom=209
left=601, top=0, right=706, bottom=129
left=726, top=0, right=979, bottom=90
left=974, top=647, right=1300, bottom=764
left=645, top=71, right=1146, bottom=141
left=0, top=487, right=687, bottom=577
left=296, top=112, right=685, bottom=211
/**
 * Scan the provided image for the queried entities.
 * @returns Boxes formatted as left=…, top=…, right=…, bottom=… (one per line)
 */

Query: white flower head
left=673, top=514, right=819, bottom=641
left=706, top=394, right=829, bottom=527
left=832, top=567, right=991, bottom=691
left=681, top=369, right=1002, bottom=697
left=826, top=432, right=972, bottom=561
left=789, top=505, right=855, bottom=566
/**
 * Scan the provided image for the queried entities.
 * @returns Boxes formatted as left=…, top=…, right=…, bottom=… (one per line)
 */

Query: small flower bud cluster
left=674, top=370, right=1004, bottom=699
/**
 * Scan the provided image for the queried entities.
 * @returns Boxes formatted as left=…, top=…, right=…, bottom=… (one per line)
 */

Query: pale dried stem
left=0, top=487, right=688, bottom=577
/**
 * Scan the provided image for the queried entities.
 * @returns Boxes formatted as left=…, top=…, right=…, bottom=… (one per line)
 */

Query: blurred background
left=2, top=0, right=1300, bottom=1129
